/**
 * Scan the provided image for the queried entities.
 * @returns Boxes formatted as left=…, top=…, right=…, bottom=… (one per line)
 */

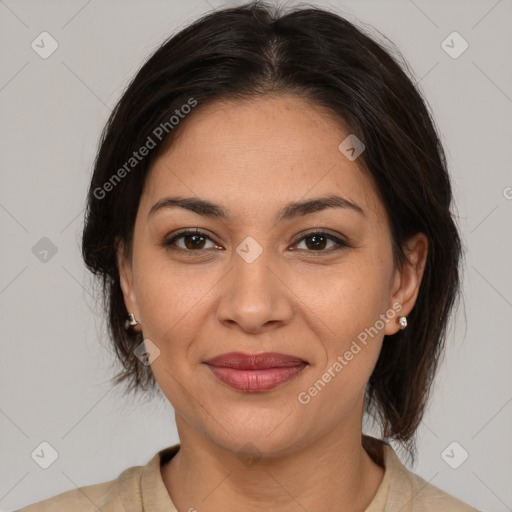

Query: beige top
left=18, top=436, right=479, bottom=511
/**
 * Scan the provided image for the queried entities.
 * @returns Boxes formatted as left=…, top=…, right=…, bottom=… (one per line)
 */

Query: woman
left=19, top=1, right=479, bottom=510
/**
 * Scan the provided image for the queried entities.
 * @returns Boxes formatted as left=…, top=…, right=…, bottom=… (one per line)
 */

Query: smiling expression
left=117, top=93, right=425, bottom=455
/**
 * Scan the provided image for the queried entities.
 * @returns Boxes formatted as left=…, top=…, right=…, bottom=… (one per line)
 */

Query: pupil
left=186, top=234, right=204, bottom=250
left=308, top=234, right=325, bottom=250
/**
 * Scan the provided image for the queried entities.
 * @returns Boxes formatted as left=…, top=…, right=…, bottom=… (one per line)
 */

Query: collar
left=132, top=436, right=412, bottom=511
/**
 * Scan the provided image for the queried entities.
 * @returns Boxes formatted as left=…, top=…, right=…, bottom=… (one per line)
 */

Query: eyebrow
left=148, top=194, right=365, bottom=222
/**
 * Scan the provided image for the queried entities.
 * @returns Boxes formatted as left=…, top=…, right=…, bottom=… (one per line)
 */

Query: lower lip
left=205, top=364, right=307, bottom=392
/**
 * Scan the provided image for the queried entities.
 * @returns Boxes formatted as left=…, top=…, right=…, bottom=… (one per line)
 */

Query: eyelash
left=161, top=228, right=349, bottom=255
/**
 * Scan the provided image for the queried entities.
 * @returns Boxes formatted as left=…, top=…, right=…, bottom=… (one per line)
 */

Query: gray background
left=1, top=0, right=511, bottom=510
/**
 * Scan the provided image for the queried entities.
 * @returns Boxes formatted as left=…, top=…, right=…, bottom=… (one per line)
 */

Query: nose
left=215, top=248, right=294, bottom=334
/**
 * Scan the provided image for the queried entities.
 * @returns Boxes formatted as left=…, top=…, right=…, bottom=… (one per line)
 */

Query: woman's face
left=118, top=94, right=426, bottom=456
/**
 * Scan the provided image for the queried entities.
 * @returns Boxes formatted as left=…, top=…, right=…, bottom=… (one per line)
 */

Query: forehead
left=142, top=94, right=385, bottom=223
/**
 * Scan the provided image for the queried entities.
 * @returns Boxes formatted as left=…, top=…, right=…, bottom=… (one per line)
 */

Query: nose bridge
left=216, top=236, right=293, bottom=331
left=231, top=236, right=278, bottom=302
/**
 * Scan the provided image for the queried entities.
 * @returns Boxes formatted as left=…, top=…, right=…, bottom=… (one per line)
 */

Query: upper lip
left=204, top=352, right=307, bottom=370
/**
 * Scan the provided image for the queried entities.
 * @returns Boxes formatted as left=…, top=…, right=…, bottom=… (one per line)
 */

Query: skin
left=117, top=94, right=428, bottom=511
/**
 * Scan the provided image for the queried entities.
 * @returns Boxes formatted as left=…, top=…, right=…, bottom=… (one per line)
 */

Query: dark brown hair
left=81, top=1, right=462, bottom=461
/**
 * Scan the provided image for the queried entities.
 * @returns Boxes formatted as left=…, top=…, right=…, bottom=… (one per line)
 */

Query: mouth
left=203, top=352, right=308, bottom=392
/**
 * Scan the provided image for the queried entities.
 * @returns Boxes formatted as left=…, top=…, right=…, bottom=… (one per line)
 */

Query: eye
left=163, top=229, right=219, bottom=252
left=293, top=230, right=348, bottom=252
left=162, top=228, right=348, bottom=255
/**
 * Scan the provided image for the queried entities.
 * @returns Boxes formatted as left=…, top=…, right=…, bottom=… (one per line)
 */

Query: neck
left=161, top=419, right=385, bottom=512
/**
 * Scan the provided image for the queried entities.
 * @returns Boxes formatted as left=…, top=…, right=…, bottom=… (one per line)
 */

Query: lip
left=203, top=352, right=307, bottom=392
left=204, top=352, right=306, bottom=369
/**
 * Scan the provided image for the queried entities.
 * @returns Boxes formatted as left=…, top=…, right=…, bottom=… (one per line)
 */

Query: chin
left=202, top=415, right=309, bottom=461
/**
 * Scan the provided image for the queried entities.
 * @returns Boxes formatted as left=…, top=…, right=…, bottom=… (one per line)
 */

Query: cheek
left=294, top=266, right=388, bottom=423
left=135, top=263, right=210, bottom=412
left=299, top=254, right=392, bottom=345
left=133, top=233, right=205, bottom=312
left=136, top=270, right=209, bottom=350
left=294, top=252, right=393, bottom=407
left=130, top=243, right=212, bottom=365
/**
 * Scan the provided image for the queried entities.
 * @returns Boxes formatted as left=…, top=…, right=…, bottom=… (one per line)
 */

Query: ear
left=384, top=232, right=428, bottom=335
left=116, top=237, right=139, bottom=319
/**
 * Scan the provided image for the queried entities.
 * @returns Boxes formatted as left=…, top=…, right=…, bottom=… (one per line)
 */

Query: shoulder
left=15, top=445, right=181, bottom=512
left=15, top=463, right=145, bottom=512
left=383, top=443, right=480, bottom=512
left=403, top=469, right=480, bottom=511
